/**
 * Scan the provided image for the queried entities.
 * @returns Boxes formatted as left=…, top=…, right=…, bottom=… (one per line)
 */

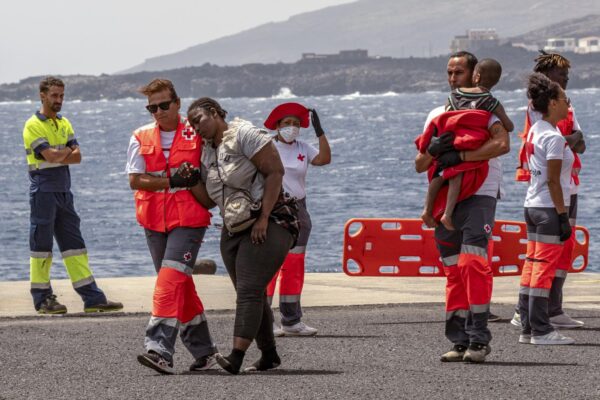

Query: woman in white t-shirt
left=263, top=102, right=331, bottom=337
left=517, top=73, right=575, bottom=346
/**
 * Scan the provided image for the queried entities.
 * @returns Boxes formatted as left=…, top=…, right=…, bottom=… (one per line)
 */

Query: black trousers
left=220, top=221, right=293, bottom=350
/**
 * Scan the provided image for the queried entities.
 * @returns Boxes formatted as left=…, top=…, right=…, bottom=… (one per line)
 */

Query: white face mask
left=278, top=126, right=300, bottom=142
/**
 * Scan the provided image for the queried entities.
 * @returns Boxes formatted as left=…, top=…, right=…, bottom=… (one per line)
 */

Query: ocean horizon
left=1, top=89, right=598, bottom=281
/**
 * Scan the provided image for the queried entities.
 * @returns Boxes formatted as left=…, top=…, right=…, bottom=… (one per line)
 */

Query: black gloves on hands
left=436, top=150, right=462, bottom=170
left=309, top=108, right=325, bottom=137
left=427, top=131, right=455, bottom=157
left=169, top=162, right=201, bottom=188
left=558, top=212, right=572, bottom=242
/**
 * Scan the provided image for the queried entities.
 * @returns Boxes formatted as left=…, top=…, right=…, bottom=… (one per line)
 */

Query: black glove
left=169, top=162, right=201, bottom=188
left=427, top=131, right=455, bottom=157
left=309, top=108, right=325, bottom=137
left=436, top=150, right=462, bottom=170
left=558, top=212, right=572, bottom=242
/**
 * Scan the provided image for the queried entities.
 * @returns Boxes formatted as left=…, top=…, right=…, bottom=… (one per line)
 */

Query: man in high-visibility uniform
left=129, top=79, right=217, bottom=375
left=414, top=52, right=510, bottom=363
left=23, top=76, right=123, bottom=314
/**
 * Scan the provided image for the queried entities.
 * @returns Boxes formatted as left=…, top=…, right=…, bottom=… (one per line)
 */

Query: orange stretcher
left=343, top=218, right=589, bottom=277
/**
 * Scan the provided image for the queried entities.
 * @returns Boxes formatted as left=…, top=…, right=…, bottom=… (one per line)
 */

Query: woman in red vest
left=128, top=79, right=217, bottom=375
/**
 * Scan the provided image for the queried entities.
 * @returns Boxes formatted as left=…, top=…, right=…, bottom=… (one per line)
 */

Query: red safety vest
left=516, top=105, right=581, bottom=184
left=133, top=117, right=211, bottom=232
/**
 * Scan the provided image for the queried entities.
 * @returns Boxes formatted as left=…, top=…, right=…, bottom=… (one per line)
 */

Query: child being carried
left=420, top=58, right=514, bottom=230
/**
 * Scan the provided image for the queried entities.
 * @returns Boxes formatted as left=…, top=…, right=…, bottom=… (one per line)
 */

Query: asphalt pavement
left=2, top=303, right=599, bottom=400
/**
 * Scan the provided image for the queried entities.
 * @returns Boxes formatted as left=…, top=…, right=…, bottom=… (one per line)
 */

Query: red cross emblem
left=182, top=128, right=196, bottom=141
left=183, top=251, right=192, bottom=262
left=297, top=153, right=305, bottom=162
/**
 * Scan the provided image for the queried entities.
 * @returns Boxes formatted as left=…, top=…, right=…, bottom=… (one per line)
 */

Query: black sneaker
left=440, top=344, right=467, bottom=362
left=189, top=354, right=217, bottom=371
left=37, top=295, right=67, bottom=315
left=463, top=343, right=491, bottom=363
left=84, top=300, right=123, bottom=313
left=215, top=351, right=244, bottom=375
left=488, top=312, right=501, bottom=322
left=244, top=348, right=281, bottom=372
left=137, top=351, right=174, bottom=375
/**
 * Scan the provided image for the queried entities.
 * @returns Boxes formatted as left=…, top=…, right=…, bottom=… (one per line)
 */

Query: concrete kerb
left=1, top=272, right=599, bottom=317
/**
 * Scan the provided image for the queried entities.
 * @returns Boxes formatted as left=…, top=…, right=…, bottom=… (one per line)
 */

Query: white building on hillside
left=450, top=29, right=499, bottom=53
left=576, top=36, right=600, bottom=53
left=544, top=38, right=577, bottom=52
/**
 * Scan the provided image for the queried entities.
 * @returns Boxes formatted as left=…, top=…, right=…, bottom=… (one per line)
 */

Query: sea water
left=1, top=89, right=598, bottom=281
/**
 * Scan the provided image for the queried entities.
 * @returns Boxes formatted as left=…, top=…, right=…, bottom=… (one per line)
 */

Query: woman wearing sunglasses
left=263, top=103, right=331, bottom=337
left=516, top=73, right=575, bottom=346
left=187, top=97, right=299, bottom=374
left=127, top=79, right=218, bottom=374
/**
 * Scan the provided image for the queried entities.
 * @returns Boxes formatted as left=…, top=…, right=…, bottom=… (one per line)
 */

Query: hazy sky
left=1, top=0, right=354, bottom=84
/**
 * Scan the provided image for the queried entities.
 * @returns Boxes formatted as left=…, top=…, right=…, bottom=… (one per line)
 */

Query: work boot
left=440, top=344, right=467, bottom=362
left=137, top=351, right=174, bottom=375
left=282, top=322, right=318, bottom=336
left=37, top=294, right=67, bottom=315
left=531, top=330, right=575, bottom=345
left=84, top=300, right=123, bottom=313
left=189, top=354, right=217, bottom=371
left=463, top=343, right=491, bottom=363
left=550, top=313, right=584, bottom=328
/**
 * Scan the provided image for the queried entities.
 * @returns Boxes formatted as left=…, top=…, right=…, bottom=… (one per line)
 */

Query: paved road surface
left=1, top=303, right=599, bottom=399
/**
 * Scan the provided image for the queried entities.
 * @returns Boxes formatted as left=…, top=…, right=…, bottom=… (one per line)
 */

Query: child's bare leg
left=421, top=176, right=444, bottom=228
left=441, top=173, right=462, bottom=231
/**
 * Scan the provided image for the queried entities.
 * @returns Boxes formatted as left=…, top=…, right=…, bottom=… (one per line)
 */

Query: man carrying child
left=414, top=52, right=511, bottom=363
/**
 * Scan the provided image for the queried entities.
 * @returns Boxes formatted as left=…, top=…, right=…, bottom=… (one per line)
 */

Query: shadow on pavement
left=481, top=361, right=579, bottom=367
left=279, top=334, right=381, bottom=339
left=182, top=369, right=343, bottom=376
left=366, top=321, right=441, bottom=325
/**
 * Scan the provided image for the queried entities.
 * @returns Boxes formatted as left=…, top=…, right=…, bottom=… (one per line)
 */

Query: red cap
left=264, top=102, right=310, bottom=130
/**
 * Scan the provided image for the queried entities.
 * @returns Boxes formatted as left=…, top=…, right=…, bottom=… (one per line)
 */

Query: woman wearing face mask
left=264, top=102, right=331, bottom=336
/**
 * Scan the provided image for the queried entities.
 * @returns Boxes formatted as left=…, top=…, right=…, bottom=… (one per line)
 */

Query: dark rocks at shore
left=3, top=45, right=600, bottom=102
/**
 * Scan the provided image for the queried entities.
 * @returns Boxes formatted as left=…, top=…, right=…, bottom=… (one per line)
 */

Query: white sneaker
left=273, top=322, right=284, bottom=337
left=550, top=313, right=584, bottom=328
left=519, top=334, right=531, bottom=344
left=282, top=322, right=318, bottom=336
left=531, top=330, right=575, bottom=345
left=510, top=311, right=521, bottom=327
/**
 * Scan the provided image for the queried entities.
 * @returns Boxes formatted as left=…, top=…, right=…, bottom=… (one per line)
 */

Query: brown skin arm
left=250, top=142, right=284, bottom=244
left=190, top=181, right=216, bottom=209
left=565, top=130, right=586, bottom=154
left=39, top=147, right=74, bottom=163
left=547, top=159, right=567, bottom=214
left=415, top=151, right=434, bottom=173
left=311, top=135, right=332, bottom=166
left=128, top=173, right=169, bottom=191
left=492, top=103, right=515, bottom=132
left=462, top=122, right=510, bottom=162
left=61, top=145, right=81, bottom=164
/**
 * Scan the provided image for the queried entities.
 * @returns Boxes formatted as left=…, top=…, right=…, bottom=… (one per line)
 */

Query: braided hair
left=187, top=97, right=228, bottom=119
left=533, top=50, right=571, bottom=74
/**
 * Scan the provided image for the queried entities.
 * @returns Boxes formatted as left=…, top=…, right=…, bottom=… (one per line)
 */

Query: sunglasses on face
left=146, top=99, right=175, bottom=114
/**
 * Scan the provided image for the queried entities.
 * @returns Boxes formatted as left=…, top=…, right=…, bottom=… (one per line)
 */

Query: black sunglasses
left=146, top=99, right=176, bottom=114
